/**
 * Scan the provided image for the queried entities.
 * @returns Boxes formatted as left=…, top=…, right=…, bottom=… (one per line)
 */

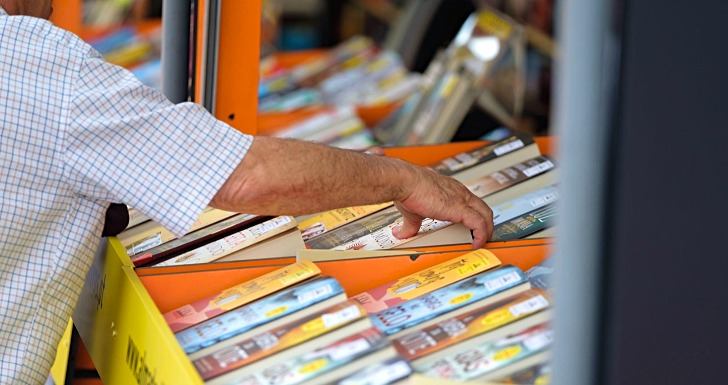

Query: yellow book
left=349, top=249, right=502, bottom=313
left=163, top=260, right=321, bottom=333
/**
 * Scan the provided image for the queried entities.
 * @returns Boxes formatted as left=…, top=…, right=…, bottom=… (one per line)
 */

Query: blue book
left=491, top=184, right=559, bottom=226
left=370, top=265, right=531, bottom=338
left=177, top=276, right=346, bottom=357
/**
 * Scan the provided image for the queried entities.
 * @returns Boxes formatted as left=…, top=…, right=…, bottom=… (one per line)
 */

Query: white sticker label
left=530, top=192, right=559, bottom=207
left=491, top=172, right=510, bottom=185
left=494, top=139, right=525, bottom=156
left=523, top=329, right=554, bottom=351
left=484, top=271, right=522, bottom=291
left=259, top=216, right=292, bottom=233
left=454, top=152, right=476, bottom=163
left=328, top=338, right=372, bottom=361
left=322, top=305, right=361, bottom=328
left=522, top=160, right=554, bottom=178
left=297, top=284, right=334, bottom=304
left=509, top=295, right=549, bottom=317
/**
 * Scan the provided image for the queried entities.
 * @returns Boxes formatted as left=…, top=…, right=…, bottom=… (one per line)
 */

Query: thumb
left=392, top=202, right=424, bottom=239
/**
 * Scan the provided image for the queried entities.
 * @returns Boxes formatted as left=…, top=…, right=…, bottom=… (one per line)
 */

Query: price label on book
left=494, top=139, right=525, bottom=156
left=523, top=329, right=554, bottom=351
left=328, top=337, right=372, bottom=361
left=522, top=160, right=555, bottom=178
left=259, top=216, right=292, bottom=233
left=509, top=295, right=549, bottom=317
left=297, top=284, right=334, bottom=304
left=322, top=305, right=362, bottom=328
left=530, top=192, right=559, bottom=207
left=484, top=271, right=522, bottom=291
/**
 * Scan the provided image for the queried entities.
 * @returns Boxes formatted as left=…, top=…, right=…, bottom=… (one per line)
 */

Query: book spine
left=350, top=249, right=502, bottom=313
left=154, top=216, right=295, bottom=266
left=392, top=289, right=551, bottom=361
left=414, top=323, right=553, bottom=381
left=176, top=277, right=345, bottom=354
left=193, top=301, right=367, bottom=381
left=164, top=260, right=321, bottom=333
left=371, top=265, right=529, bottom=336
left=298, top=203, right=392, bottom=241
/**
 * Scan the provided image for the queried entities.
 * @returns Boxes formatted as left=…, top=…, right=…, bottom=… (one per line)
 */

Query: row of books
left=161, top=247, right=553, bottom=384
left=116, top=130, right=558, bottom=268
left=258, top=6, right=531, bottom=149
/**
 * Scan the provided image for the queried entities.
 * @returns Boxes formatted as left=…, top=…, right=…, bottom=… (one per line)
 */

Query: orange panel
left=139, top=240, right=551, bottom=313
left=384, top=142, right=489, bottom=166
left=215, top=0, right=261, bottom=135
left=50, top=0, right=83, bottom=35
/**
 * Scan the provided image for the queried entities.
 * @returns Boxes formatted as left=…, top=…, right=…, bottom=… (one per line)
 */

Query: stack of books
left=161, top=248, right=553, bottom=384
left=297, top=130, right=558, bottom=253
left=117, top=207, right=305, bottom=267
left=164, top=260, right=404, bottom=384
left=373, top=6, right=529, bottom=146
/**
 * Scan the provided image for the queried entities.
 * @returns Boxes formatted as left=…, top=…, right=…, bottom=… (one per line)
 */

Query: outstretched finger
left=392, top=202, right=425, bottom=239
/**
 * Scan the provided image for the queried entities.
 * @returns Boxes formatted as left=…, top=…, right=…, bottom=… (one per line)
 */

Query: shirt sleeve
left=63, top=49, right=253, bottom=237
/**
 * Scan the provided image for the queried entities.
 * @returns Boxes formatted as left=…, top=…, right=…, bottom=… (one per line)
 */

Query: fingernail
left=391, top=225, right=402, bottom=237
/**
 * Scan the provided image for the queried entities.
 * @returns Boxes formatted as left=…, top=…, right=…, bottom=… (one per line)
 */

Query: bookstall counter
left=72, top=139, right=556, bottom=385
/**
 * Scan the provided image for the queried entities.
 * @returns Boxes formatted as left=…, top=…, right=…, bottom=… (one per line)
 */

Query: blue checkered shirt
left=0, top=8, right=252, bottom=383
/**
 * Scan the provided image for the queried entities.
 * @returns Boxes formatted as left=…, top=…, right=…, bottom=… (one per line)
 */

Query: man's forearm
left=210, top=136, right=417, bottom=215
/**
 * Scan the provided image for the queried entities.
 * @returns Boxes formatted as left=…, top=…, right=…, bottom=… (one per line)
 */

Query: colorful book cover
left=153, top=215, right=297, bottom=266
left=464, top=156, right=556, bottom=199
left=350, top=249, right=502, bottom=313
left=193, top=300, right=368, bottom=381
left=298, top=203, right=392, bottom=241
left=176, top=276, right=345, bottom=354
left=429, top=132, right=536, bottom=177
left=329, top=216, right=459, bottom=251
left=370, top=265, right=528, bottom=336
left=164, top=260, right=321, bottom=333
left=225, top=327, right=390, bottom=385
left=414, top=323, right=553, bottom=381
left=392, top=289, right=552, bottom=361
left=491, top=203, right=558, bottom=241
left=491, top=185, right=559, bottom=226
left=324, top=357, right=413, bottom=385
left=495, top=361, right=552, bottom=384
left=304, top=206, right=462, bottom=251
left=304, top=206, right=398, bottom=249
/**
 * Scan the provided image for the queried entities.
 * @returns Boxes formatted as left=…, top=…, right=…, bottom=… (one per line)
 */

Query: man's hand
left=212, top=136, right=494, bottom=248
left=391, top=167, right=493, bottom=249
